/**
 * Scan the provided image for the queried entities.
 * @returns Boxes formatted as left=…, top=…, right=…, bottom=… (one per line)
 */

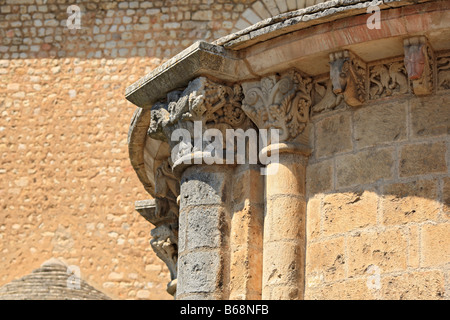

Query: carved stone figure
left=404, top=36, right=433, bottom=95
left=437, top=56, right=450, bottom=91
left=311, top=79, right=343, bottom=115
left=241, top=70, right=312, bottom=141
left=329, top=50, right=366, bottom=107
left=369, top=61, right=408, bottom=99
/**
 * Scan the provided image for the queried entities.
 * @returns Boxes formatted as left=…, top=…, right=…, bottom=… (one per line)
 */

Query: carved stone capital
left=404, top=36, right=434, bottom=96
left=241, top=70, right=313, bottom=142
left=329, top=50, right=366, bottom=107
left=147, top=77, right=250, bottom=168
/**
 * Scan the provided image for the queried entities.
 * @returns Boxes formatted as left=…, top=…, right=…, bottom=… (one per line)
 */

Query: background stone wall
left=0, top=0, right=260, bottom=300
left=305, top=93, right=450, bottom=299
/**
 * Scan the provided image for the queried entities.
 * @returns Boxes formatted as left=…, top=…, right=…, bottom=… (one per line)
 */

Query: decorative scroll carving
left=437, top=54, right=450, bottom=91
left=404, top=36, right=434, bottom=96
left=311, top=78, right=343, bottom=115
left=369, top=60, right=408, bottom=99
left=329, top=50, right=366, bottom=107
left=241, top=70, right=313, bottom=141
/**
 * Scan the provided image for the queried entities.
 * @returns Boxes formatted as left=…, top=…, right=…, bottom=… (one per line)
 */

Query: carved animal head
left=330, top=57, right=350, bottom=94
left=404, top=42, right=426, bottom=80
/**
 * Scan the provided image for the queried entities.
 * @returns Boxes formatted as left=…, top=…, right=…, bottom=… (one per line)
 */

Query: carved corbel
left=241, top=70, right=313, bottom=142
left=404, top=36, right=434, bottom=96
left=329, top=50, right=366, bottom=107
left=135, top=198, right=179, bottom=296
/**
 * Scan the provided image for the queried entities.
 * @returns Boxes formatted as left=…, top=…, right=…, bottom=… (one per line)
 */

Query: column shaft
left=262, top=153, right=308, bottom=299
left=176, top=165, right=232, bottom=300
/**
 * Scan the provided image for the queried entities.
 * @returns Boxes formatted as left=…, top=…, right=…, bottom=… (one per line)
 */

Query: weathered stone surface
left=381, top=271, right=446, bottom=300
left=399, top=142, right=447, bottom=177
left=382, top=179, right=440, bottom=225
left=306, top=278, right=377, bottom=300
left=306, top=159, right=333, bottom=195
left=186, top=207, right=224, bottom=250
left=322, top=190, right=378, bottom=236
left=180, top=167, right=228, bottom=208
left=354, top=101, right=407, bottom=148
left=410, top=95, right=450, bottom=138
left=177, top=251, right=221, bottom=296
left=422, top=223, right=450, bottom=268
left=347, top=229, right=408, bottom=277
left=314, top=113, right=352, bottom=158
left=306, top=197, right=321, bottom=240
left=306, top=237, right=346, bottom=283
left=336, top=148, right=394, bottom=188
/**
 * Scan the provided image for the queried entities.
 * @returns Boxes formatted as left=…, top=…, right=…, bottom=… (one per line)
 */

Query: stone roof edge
left=213, top=0, right=430, bottom=49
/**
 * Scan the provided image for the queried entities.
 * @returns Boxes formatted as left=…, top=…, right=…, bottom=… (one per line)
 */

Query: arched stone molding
left=234, top=0, right=331, bottom=32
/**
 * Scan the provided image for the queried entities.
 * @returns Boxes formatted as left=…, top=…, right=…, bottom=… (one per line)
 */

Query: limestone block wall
left=305, top=93, right=450, bottom=299
left=0, top=0, right=261, bottom=300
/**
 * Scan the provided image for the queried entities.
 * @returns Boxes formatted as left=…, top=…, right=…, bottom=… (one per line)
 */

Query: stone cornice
left=125, top=0, right=449, bottom=110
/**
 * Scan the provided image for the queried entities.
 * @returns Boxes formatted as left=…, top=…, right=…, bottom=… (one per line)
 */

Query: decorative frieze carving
left=404, top=36, right=434, bottom=96
left=369, top=60, right=409, bottom=99
left=329, top=50, right=366, bottom=107
left=437, top=54, right=450, bottom=91
left=311, top=78, right=343, bottom=115
left=241, top=70, right=313, bottom=142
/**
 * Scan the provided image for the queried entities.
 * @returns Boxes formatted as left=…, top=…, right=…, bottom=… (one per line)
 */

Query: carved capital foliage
left=329, top=50, right=366, bottom=107
left=147, top=77, right=250, bottom=165
left=148, top=77, right=247, bottom=142
left=404, top=36, right=434, bottom=96
left=241, top=70, right=313, bottom=142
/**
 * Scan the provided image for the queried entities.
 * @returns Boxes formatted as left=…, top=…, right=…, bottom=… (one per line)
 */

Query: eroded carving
left=369, top=60, right=408, bottom=99
left=437, top=55, right=450, bottom=91
left=404, top=36, right=433, bottom=95
left=241, top=70, right=312, bottom=141
left=329, top=50, right=366, bottom=107
left=311, top=78, right=343, bottom=115
left=135, top=197, right=179, bottom=296
left=148, top=77, right=249, bottom=163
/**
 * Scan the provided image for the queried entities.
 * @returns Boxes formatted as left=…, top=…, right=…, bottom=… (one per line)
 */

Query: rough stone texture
left=306, top=94, right=450, bottom=300
left=0, top=260, right=110, bottom=300
left=353, top=101, right=407, bottom=148
left=177, top=165, right=232, bottom=300
left=336, top=148, right=394, bottom=188
left=399, top=142, right=447, bottom=177
left=314, top=113, right=352, bottom=159
left=410, top=95, right=450, bottom=139
left=422, top=223, right=450, bottom=268
left=382, top=180, right=440, bottom=225
left=381, top=271, right=446, bottom=300
left=322, top=190, right=378, bottom=236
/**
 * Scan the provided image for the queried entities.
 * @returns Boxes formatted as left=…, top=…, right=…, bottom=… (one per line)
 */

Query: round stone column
left=262, top=144, right=310, bottom=300
left=175, top=162, right=232, bottom=300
